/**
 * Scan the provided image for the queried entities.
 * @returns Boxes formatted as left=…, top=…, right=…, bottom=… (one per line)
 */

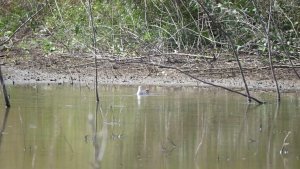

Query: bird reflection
left=136, top=86, right=149, bottom=107
left=136, top=86, right=149, bottom=96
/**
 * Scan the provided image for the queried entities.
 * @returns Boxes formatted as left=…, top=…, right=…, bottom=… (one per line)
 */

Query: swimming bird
left=136, top=86, right=149, bottom=95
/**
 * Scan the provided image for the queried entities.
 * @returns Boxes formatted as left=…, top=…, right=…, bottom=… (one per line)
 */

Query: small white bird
left=136, top=86, right=149, bottom=96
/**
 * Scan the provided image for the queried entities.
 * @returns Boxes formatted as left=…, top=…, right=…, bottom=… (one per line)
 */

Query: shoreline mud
left=2, top=66, right=300, bottom=93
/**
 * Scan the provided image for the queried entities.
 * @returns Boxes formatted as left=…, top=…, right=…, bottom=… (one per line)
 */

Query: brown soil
left=1, top=46, right=300, bottom=92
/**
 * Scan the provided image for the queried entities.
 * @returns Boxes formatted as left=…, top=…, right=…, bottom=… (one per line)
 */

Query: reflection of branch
left=88, top=103, right=108, bottom=168
left=62, top=131, right=74, bottom=153
left=280, top=131, right=291, bottom=155
left=267, top=101, right=279, bottom=169
left=0, top=108, right=10, bottom=146
left=195, top=111, right=207, bottom=156
left=237, top=105, right=250, bottom=144
left=19, top=110, right=26, bottom=150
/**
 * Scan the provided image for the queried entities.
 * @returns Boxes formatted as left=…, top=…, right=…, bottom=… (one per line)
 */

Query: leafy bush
left=1, top=0, right=299, bottom=59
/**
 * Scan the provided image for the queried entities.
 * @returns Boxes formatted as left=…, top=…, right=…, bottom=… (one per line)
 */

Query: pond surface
left=0, top=85, right=299, bottom=169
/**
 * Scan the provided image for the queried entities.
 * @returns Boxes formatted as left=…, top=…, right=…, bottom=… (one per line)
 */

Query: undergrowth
left=0, top=0, right=299, bottom=60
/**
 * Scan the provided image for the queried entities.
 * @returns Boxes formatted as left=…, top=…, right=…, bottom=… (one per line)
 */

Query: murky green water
left=0, top=85, right=299, bottom=169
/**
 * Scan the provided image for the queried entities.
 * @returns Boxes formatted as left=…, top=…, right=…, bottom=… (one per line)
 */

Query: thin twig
left=144, top=61, right=264, bottom=104
left=272, top=17, right=300, bottom=79
left=87, top=0, right=100, bottom=102
left=266, top=0, right=280, bottom=101
left=196, top=0, right=252, bottom=102
left=162, top=52, right=214, bottom=59
left=0, top=4, right=46, bottom=46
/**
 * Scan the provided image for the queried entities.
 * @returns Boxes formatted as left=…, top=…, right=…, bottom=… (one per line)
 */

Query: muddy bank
left=1, top=49, right=300, bottom=92
left=2, top=64, right=300, bottom=92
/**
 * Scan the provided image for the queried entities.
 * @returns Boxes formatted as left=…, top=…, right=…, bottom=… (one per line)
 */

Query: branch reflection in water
left=0, top=108, right=10, bottom=147
left=88, top=102, right=108, bottom=169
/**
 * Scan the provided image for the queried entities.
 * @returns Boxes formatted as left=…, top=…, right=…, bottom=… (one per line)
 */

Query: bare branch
left=196, top=0, right=252, bottom=102
left=0, top=4, right=46, bottom=46
left=87, top=0, right=100, bottom=102
left=266, top=0, right=281, bottom=101
left=144, top=62, right=264, bottom=104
